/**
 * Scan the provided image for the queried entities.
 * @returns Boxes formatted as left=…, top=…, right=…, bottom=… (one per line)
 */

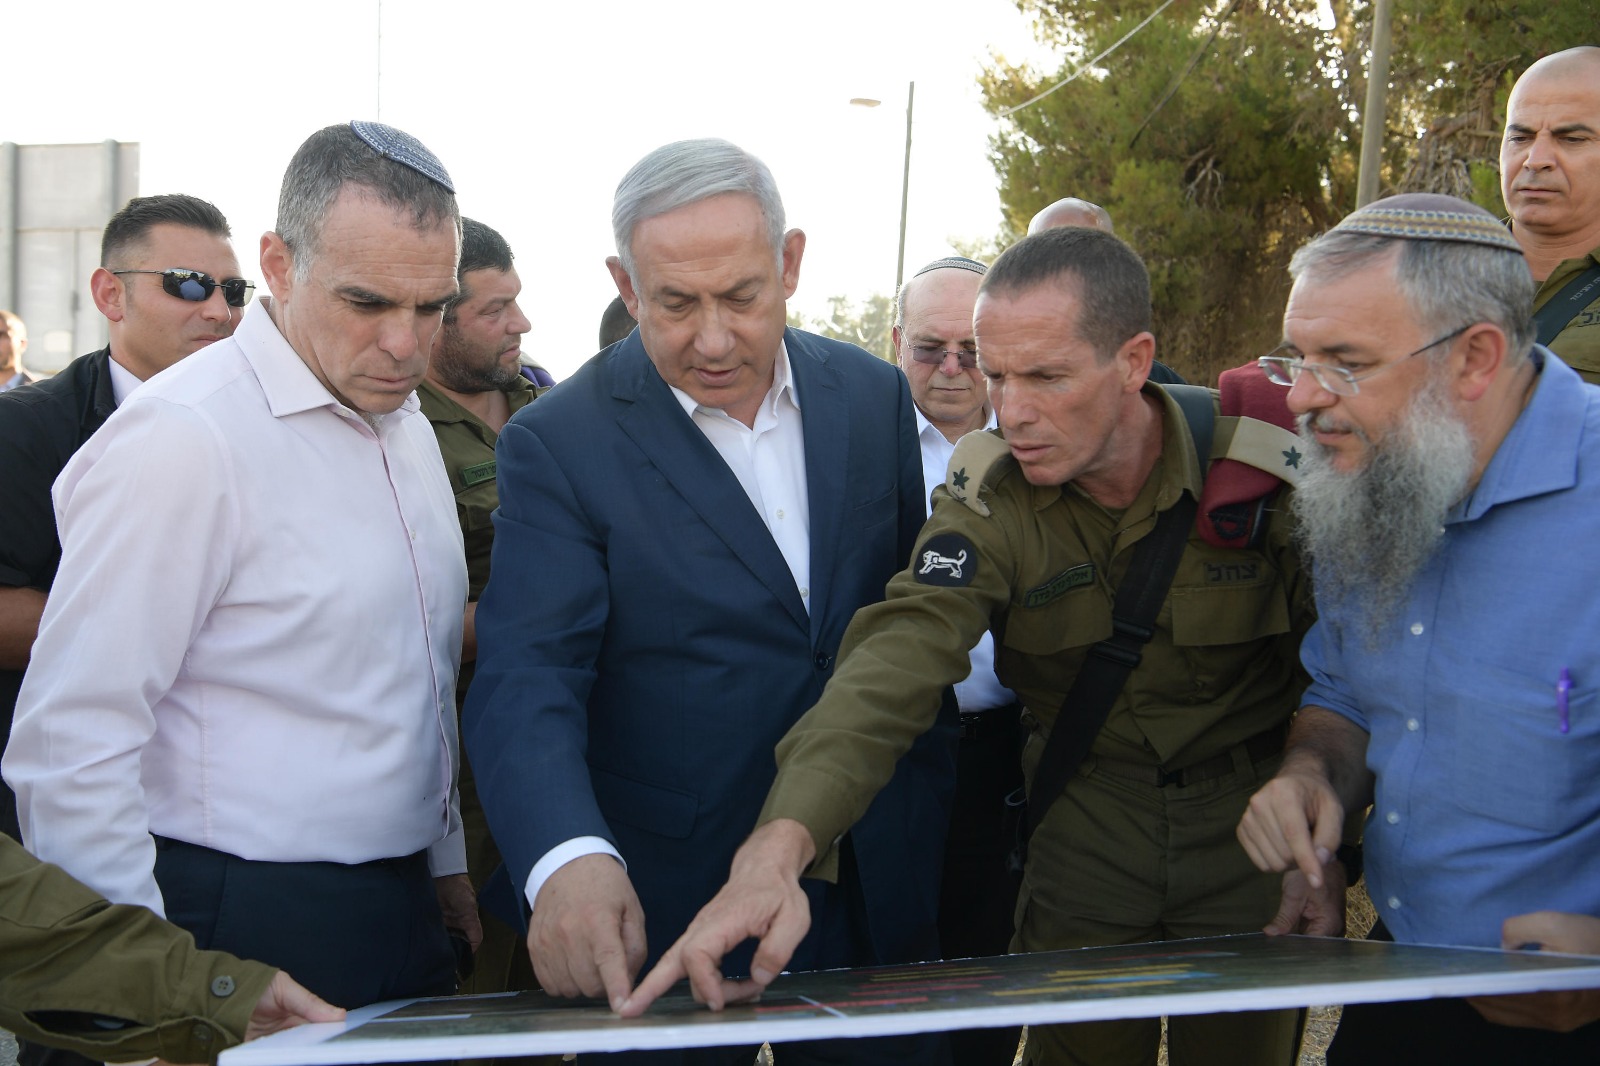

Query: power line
left=999, top=0, right=1184, bottom=118
left=1129, top=0, right=1241, bottom=148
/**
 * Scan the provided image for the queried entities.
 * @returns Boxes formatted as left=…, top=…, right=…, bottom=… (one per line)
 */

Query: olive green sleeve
left=759, top=480, right=1019, bottom=870
left=0, top=836, right=276, bottom=1063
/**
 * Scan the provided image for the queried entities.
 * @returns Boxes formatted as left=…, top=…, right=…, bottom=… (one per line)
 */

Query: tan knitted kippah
left=1331, top=192, right=1521, bottom=253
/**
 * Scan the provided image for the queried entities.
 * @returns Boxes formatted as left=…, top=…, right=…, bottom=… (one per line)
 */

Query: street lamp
left=851, top=81, right=915, bottom=292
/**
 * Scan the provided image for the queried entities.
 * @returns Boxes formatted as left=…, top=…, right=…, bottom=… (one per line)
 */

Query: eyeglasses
left=1258, top=323, right=1473, bottom=396
left=907, top=344, right=978, bottom=368
left=112, top=268, right=255, bottom=308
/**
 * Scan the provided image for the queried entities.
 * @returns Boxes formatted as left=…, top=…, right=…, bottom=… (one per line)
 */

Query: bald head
left=1028, top=197, right=1115, bottom=236
left=894, top=264, right=988, bottom=441
left=1516, top=45, right=1600, bottom=85
left=1500, top=46, right=1600, bottom=275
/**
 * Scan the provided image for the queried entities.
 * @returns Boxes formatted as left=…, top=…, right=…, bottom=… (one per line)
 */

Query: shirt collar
left=913, top=403, right=996, bottom=443
left=1146, top=381, right=1205, bottom=508
left=1455, top=346, right=1581, bottom=521
left=106, top=355, right=143, bottom=407
left=241, top=298, right=421, bottom=424
left=668, top=339, right=799, bottom=422
left=417, top=376, right=537, bottom=426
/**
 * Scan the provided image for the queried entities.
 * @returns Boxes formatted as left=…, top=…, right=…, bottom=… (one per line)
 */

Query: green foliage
left=979, top=0, right=1582, bottom=384
left=790, top=293, right=898, bottom=362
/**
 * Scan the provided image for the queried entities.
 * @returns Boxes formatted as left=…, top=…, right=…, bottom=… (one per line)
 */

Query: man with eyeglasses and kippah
left=1238, top=191, right=1600, bottom=1063
left=6, top=122, right=474, bottom=1016
left=0, top=193, right=248, bottom=847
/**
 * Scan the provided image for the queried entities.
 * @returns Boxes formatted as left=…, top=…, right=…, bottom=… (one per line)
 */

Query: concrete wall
left=0, top=141, right=140, bottom=373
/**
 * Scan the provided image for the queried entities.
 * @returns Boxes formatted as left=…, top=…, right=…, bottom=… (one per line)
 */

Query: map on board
left=222, top=933, right=1600, bottom=1064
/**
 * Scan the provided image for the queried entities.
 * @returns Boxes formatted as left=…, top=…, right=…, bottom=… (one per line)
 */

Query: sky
left=4, top=0, right=1059, bottom=379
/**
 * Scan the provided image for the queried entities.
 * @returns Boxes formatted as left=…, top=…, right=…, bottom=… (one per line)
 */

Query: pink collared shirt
left=3, top=300, right=467, bottom=915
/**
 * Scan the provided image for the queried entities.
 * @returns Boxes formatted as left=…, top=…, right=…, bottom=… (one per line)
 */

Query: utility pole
left=1356, top=0, right=1393, bottom=207
left=895, top=81, right=915, bottom=293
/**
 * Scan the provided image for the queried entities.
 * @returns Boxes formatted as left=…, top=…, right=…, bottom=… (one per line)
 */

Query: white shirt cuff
left=426, top=827, right=468, bottom=878
left=525, top=837, right=625, bottom=911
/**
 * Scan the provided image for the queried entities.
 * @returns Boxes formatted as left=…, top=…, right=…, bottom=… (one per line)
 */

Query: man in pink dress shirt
left=4, top=121, right=477, bottom=1009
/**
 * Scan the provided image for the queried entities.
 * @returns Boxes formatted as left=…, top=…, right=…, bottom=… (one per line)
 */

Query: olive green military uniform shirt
left=1, top=835, right=273, bottom=1062
left=418, top=378, right=540, bottom=601
left=1536, top=248, right=1600, bottom=384
left=761, top=384, right=1313, bottom=866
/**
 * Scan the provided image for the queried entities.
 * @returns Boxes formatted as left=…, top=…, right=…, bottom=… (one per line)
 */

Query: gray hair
left=1288, top=232, right=1536, bottom=363
left=612, top=138, right=786, bottom=282
left=276, top=124, right=460, bottom=281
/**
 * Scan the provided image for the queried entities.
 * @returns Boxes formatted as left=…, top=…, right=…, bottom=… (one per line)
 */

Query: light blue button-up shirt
left=1302, top=348, right=1600, bottom=948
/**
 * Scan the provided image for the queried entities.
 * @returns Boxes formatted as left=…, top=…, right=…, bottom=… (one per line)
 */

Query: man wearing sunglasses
left=6, top=122, right=473, bottom=1015
left=1237, top=193, right=1600, bottom=1063
left=0, top=193, right=245, bottom=845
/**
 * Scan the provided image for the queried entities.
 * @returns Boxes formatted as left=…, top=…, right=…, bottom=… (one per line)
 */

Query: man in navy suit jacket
left=464, top=139, right=956, bottom=1065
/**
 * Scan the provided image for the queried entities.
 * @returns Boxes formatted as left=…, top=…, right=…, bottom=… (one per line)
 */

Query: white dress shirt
left=3, top=299, right=468, bottom=916
left=525, top=341, right=811, bottom=910
left=914, top=406, right=1015, bottom=713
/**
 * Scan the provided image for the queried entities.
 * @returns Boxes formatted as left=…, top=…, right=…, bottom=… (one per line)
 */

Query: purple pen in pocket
left=1558, top=667, right=1571, bottom=735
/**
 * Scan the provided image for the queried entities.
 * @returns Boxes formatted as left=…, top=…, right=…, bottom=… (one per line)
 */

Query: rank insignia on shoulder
left=914, top=533, right=978, bottom=587
left=946, top=430, right=1013, bottom=516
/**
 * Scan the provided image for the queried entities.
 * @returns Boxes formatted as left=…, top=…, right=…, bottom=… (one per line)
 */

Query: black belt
left=1091, top=723, right=1286, bottom=789
left=959, top=702, right=1023, bottom=742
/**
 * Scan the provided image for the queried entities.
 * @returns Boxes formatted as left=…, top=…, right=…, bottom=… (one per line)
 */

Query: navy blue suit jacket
left=464, top=328, right=957, bottom=974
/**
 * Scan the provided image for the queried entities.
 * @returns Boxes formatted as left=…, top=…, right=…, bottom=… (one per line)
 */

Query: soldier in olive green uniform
left=1, top=835, right=338, bottom=1062
left=1499, top=48, right=1600, bottom=379
left=766, top=390, right=1310, bottom=1064
left=1532, top=250, right=1600, bottom=377
left=627, top=227, right=1322, bottom=1066
left=419, top=219, right=540, bottom=1004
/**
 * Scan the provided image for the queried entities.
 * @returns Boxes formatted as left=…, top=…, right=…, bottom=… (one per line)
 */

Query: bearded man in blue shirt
left=1237, top=192, right=1600, bottom=1065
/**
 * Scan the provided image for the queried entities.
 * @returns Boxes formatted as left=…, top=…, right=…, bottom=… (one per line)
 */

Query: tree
left=979, top=0, right=1581, bottom=384
left=788, top=293, right=898, bottom=362
left=1381, top=1, right=1596, bottom=210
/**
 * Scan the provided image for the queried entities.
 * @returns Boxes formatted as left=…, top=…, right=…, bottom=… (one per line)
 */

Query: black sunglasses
left=112, top=268, right=255, bottom=308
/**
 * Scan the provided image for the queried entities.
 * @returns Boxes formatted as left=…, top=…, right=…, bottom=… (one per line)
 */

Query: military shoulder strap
left=1019, top=480, right=1198, bottom=851
left=1534, top=262, right=1600, bottom=348
left=945, top=430, right=1014, bottom=516
left=1163, top=384, right=1216, bottom=476
left=1014, top=384, right=1208, bottom=862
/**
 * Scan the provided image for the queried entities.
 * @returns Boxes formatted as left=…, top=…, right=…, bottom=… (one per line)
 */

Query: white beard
left=1292, top=370, right=1476, bottom=649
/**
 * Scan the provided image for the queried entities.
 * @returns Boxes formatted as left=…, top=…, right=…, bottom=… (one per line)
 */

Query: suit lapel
left=610, top=338, right=810, bottom=630
left=789, top=330, right=847, bottom=640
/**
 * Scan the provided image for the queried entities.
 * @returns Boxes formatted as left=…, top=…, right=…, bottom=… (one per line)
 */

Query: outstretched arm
left=1, top=836, right=342, bottom=1062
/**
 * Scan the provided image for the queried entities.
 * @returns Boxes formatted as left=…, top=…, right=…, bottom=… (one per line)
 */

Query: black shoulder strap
left=1022, top=388, right=1209, bottom=843
left=1534, top=263, right=1600, bottom=348
left=1163, top=383, right=1216, bottom=474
